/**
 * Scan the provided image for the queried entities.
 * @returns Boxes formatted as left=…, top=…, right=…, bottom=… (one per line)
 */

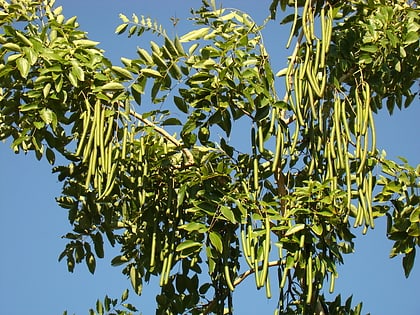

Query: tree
left=0, top=0, right=419, bottom=314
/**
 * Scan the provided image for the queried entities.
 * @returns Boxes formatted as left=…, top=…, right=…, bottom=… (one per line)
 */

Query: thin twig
left=116, top=100, right=195, bottom=165
left=129, top=109, right=195, bottom=166
left=233, top=260, right=284, bottom=287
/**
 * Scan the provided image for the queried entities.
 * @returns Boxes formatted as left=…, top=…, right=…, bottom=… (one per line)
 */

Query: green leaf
left=220, top=205, right=236, bottom=223
left=96, top=299, right=103, bottom=315
left=121, top=289, right=129, bottom=302
left=402, top=249, right=415, bottom=278
left=100, top=82, right=125, bottom=91
left=122, top=303, right=138, bottom=312
left=86, top=252, right=96, bottom=274
left=404, top=31, right=419, bottom=45
left=140, top=68, right=162, bottom=78
left=92, top=232, right=104, bottom=258
left=40, top=108, right=57, bottom=128
left=311, top=223, right=323, bottom=236
left=104, top=295, right=111, bottom=312
left=119, top=13, right=130, bottom=23
left=285, top=223, right=305, bottom=236
left=68, top=71, right=78, bottom=87
left=360, top=45, right=378, bottom=53
left=115, top=23, right=128, bottom=34
left=176, top=240, right=202, bottom=252
left=73, top=39, right=100, bottom=47
left=72, top=64, right=85, bottom=81
left=179, top=222, right=208, bottom=233
left=209, top=231, right=223, bottom=253
left=46, top=147, right=55, bottom=165
left=276, top=67, right=288, bottom=77
left=111, top=255, right=130, bottom=266
left=2, top=42, right=21, bottom=52
left=174, top=96, right=188, bottom=113
left=180, top=27, right=210, bottom=42
left=16, top=57, right=30, bottom=78
left=43, top=83, right=51, bottom=98
left=137, top=47, right=154, bottom=64
left=131, top=85, right=142, bottom=105
left=112, top=65, right=133, bottom=80
left=161, top=117, right=182, bottom=126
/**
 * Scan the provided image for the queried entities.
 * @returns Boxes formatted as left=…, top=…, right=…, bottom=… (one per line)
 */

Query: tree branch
left=116, top=101, right=195, bottom=166
left=233, top=260, right=283, bottom=287
left=128, top=109, right=194, bottom=165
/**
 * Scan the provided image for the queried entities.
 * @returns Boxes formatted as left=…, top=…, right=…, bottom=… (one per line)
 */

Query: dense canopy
left=0, top=0, right=419, bottom=314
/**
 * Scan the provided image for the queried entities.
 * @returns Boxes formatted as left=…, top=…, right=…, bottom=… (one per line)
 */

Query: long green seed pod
left=259, top=215, right=271, bottom=286
left=224, top=264, right=235, bottom=291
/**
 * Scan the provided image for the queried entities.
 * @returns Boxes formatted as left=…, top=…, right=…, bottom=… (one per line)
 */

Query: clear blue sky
left=0, top=1, right=419, bottom=314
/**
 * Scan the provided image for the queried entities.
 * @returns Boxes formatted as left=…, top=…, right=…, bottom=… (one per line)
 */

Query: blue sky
left=0, top=1, right=419, bottom=314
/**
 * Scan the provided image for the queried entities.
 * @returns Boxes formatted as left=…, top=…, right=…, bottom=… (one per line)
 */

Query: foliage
left=63, top=289, right=139, bottom=315
left=1, top=0, right=419, bottom=314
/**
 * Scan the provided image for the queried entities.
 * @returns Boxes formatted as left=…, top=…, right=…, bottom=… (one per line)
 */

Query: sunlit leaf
left=140, top=68, right=162, bottom=78
left=285, top=224, right=305, bottom=236
left=100, top=82, right=125, bottom=91
left=176, top=240, right=202, bottom=252
left=16, top=57, right=30, bottom=78
left=209, top=231, right=223, bottom=253
left=180, top=27, right=210, bottom=42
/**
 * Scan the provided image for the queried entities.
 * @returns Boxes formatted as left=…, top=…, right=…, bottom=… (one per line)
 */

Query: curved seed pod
left=241, top=227, right=253, bottom=268
left=329, top=126, right=337, bottom=160
left=254, top=255, right=261, bottom=288
left=82, top=111, right=97, bottom=164
left=357, top=134, right=369, bottom=174
left=320, top=7, right=327, bottom=69
left=340, top=97, right=352, bottom=141
left=286, top=0, right=298, bottom=49
left=367, top=171, right=374, bottom=227
left=334, top=97, right=345, bottom=169
left=272, top=127, right=284, bottom=172
left=224, top=265, right=235, bottom=291
left=99, top=162, right=117, bottom=199
left=289, top=119, right=300, bottom=155
left=265, top=274, right=272, bottom=299
left=368, top=106, right=376, bottom=154
left=302, top=0, right=313, bottom=42
left=99, top=106, right=106, bottom=171
left=258, top=125, right=264, bottom=154
left=300, top=44, right=311, bottom=81
left=307, top=82, right=316, bottom=117
left=360, top=87, right=370, bottom=137
left=248, top=225, right=256, bottom=265
left=320, top=5, right=333, bottom=68
left=305, top=58, right=321, bottom=97
left=150, top=231, right=157, bottom=267
left=306, top=253, right=313, bottom=305
left=165, top=252, right=173, bottom=285
left=355, top=135, right=362, bottom=160
left=121, top=124, right=128, bottom=158
left=329, top=272, right=336, bottom=293
left=85, top=146, right=97, bottom=189
left=106, top=143, right=113, bottom=174
left=259, top=215, right=271, bottom=286
left=294, top=63, right=305, bottom=125
left=159, top=255, right=168, bottom=287
left=75, top=111, right=91, bottom=157
left=280, top=267, right=289, bottom=288
left=313, top=39, right=321, bottom=72
left=94, top=100, right=101, bottom=149
left=253, top=157, right=259, bottom=191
